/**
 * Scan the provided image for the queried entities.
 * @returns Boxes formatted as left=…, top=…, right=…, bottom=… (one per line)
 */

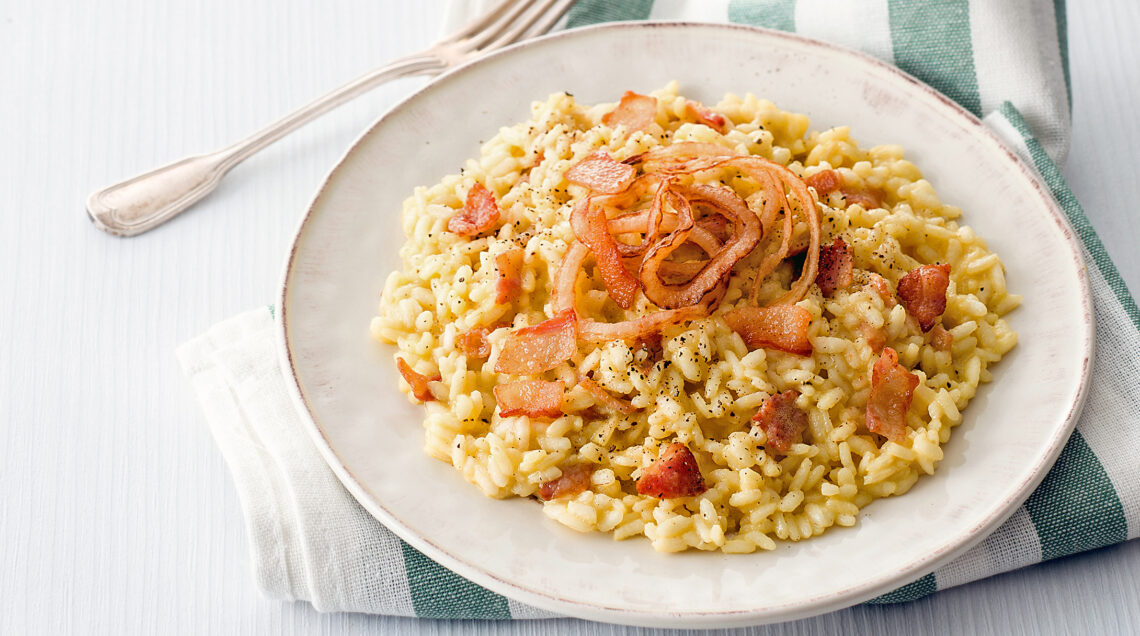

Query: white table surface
left=3, top=1, right=1138, bottom=634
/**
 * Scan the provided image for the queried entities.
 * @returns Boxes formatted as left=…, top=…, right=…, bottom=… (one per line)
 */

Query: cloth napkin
left=178, top=0, right=1140, bottom=619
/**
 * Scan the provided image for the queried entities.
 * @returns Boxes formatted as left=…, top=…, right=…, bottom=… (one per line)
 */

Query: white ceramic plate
left=279, top=22, right=1092, bottom=628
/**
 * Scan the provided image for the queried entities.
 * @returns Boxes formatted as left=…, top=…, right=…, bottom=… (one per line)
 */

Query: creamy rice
left=370, top=83, right=1019, bottom=553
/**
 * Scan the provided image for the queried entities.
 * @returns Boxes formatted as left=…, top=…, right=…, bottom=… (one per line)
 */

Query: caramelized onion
left=640, top=185, right=760, bottom=309
left=554, top=237, right=709, bottom=343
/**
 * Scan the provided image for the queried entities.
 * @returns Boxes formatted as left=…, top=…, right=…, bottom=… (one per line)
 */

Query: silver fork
left=87, top=0, right=575, bottom=237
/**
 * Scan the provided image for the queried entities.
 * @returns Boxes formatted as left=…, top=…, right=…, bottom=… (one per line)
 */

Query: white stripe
left=982, top=110, right=1034, bottom=172
left=508, top=597, right=561, bottom=619
left=648, top=0, right=730, bottom=22
left=968, top=0, right=1071, bottom=161
left=1068, top=261, right=1140, bottom=540
left=934, top=507, right=1042, bottom=589
left=795, top=0, right=894, bottom=64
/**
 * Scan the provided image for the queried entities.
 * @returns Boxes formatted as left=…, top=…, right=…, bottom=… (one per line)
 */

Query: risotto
left=370, top=83, right=1019, bottom=553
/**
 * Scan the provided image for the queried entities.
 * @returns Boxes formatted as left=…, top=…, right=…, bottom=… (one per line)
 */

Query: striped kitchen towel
left=178, top=0, right=1139, bottom=619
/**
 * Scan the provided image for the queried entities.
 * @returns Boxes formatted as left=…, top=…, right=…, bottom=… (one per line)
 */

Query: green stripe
left=866, top=573, right=936, bottom=604
left=998, top=102, right=1140, bottom=331
left=1023, top=431, right=1128, bottom=560
left=400, top=541, right=512, bottom=619
left=888, top=0, right=982, bottom=115
left=728, top=0, right=797, bottom=32
left=566, top=0, right=655, bottom=28
left=1053, top=0, right=1072, bottom=113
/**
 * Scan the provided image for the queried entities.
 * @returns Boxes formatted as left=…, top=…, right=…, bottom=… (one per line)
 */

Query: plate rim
left=277, top=20, right=1094, bottom=627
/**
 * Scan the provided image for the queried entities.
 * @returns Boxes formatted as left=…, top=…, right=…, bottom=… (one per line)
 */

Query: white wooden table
left=3, top=1, right=1137, bottom=634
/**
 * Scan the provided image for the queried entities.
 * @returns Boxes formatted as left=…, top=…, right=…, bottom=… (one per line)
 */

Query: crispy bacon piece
left=929, top=324, right=954, bottom=352
left=578, top=375, right=636, bottom=415
left=495, top=248, right=524, bottom=305
left=724, top=305, right=813, bottom=356
left=859, top=322, right=887, bottom=352
left=868, top=273, right=896, bottom=306
left=458, top=327, right=492, bottom=359
left=897, top=264, right=952, bottom=332
left=842, top=187, right=884, bottom=210
left=566, top=151, right=638, bottom=194
left=816, top=237, right=854, bottom=296
left=396, top=357, right=441, bottom=403
left=804, top=168, right=885, bottom=209
left=539, top=464, right=594, bottom=500
left=866, top=347, right=919, bottom=442
left=684, top=99, right=727, bottom=132
left=447, top=182, right=501, bottom=236
left=752, top=390, right=808, bottom=454
left=494, top=379, right=564, bottom=418
left=636, top=442, right=707, bottom=499
left=805, top=169, right=843, bottom=196
left=494, top=309, right=577, bottom=375
left=602, top=91, right=658, bottom=133
left=570, top=200, right=641, bottom=309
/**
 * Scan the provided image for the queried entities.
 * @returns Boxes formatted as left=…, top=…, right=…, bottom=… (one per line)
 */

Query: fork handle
left=88, top=53, right=444, bottom=237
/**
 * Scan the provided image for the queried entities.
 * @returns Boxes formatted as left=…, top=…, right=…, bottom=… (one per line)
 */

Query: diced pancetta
left=447, top=182, right=501, bottom=236
left=458, top=327, right=492, bottom=359
left=752, top=390, right=808, bottom=453
left=494, top=379, right=564, bottom=418
left=897, top=264, right=951, bottom=331
left=805, top=169, right=843, bottom=196
left=815, top=237, right=854, bottom=296
left=602, top=91, right=658, bottom=133
left=684, top=99, right=727, bottom=132
left=396, top=357, right=441, bottom=403
left=494, top=309, right=577, bottom=375
left=868, top=273, right=896, bottom=306
left=494, top=248, right=524, bottom=305
left=635, top=442, right=707, bottom=499
left=929, top=323, right=954, bottom=352
left=723, top=305, right=813, bottom=356
left=565, top=151, right=637, bottom=194
left=538, top=463, right=594, bottom=500
left=865, top=347, right=919, bottom=442
left=804, top=168, right=885, bottom=209
left=578, top=375, right=636, bottom=415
